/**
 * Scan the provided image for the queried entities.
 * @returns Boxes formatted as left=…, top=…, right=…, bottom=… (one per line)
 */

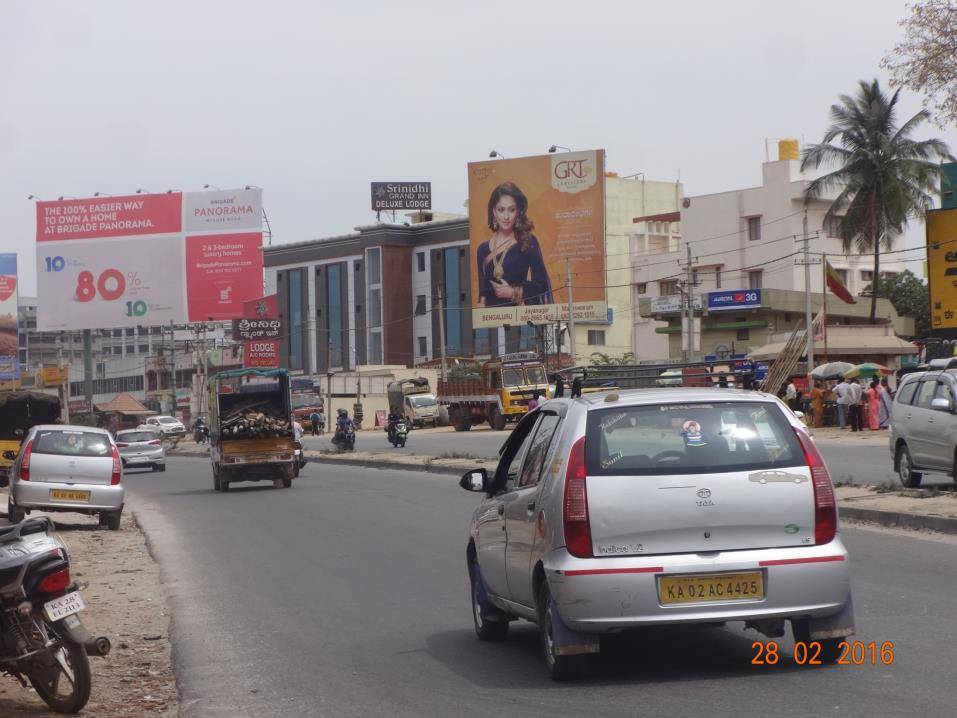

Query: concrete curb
left=840, top=506, right=957, bottom=535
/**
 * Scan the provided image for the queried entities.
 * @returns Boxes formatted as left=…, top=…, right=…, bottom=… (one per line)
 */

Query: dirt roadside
left=0, top=494, right=177, bottom=717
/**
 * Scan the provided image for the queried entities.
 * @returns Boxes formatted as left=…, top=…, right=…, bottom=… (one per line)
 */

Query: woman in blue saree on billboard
left=476, top=182, right=552, bottom=308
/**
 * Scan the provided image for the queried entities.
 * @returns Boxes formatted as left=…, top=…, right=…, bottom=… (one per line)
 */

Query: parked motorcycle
left=389, top=421, right=408, bottom=448
left=0, top=517, right=111, bottom=713
left=332, top=425, right=356, bottom=452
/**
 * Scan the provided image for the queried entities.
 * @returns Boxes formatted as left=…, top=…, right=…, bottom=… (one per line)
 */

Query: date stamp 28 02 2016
left=752, top=641, right=895, bottom=667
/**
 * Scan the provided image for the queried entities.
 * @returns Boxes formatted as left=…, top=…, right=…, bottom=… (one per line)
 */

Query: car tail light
left=19, top=440, right=34, bottom=481
left=116, top=442, right=129, bottom=448
left=148, top=439, right=162, bottom=446
left=110, top=444, right=122, bottom=485
left=38, top=567, right=71, bottom=595
left=793, top=428, right=837, bottom=545
left=562, top=436, right=592, bottom=558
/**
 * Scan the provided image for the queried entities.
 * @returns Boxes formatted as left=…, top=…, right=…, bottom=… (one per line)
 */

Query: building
left=633, top=141, right=908, bottom=361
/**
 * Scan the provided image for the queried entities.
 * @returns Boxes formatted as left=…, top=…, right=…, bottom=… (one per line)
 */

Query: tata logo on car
left=697, top=488, right=712, bottom=499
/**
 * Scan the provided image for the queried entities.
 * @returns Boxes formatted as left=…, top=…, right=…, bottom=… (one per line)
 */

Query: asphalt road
left=302, top=426, right=957, bottom=488
left=126, top=457, right=957, bottom=718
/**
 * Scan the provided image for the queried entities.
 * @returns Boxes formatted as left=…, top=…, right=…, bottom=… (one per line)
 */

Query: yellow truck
left=0, top=391, right=61, bottom=486
left=209, top=368, right=297, bottom=492
left=437, top=352, right=550, bottom=431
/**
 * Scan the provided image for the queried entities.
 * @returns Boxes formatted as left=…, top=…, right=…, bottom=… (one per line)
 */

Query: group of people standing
left=814, top=376, right=894, bottom=431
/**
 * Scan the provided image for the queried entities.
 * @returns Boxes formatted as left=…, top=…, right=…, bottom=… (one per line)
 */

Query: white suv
left=142, top=415, right=186, bottom=438
left=890, top=369, right=957, bottom=487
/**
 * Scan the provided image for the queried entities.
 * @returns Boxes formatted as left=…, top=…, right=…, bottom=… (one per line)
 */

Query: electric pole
left=566, top=258, right=577, bottom=367
left=169, top=320, right=177, bottom=417
left=437, top=287, right=447, bottom=382
left=683, top=243, right=694, bottom=361
left=82, top=329, right=93, bottom=414
left=803, top=211, right=814, bottom=373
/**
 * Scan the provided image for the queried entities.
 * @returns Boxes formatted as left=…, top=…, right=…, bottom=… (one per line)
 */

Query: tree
left=589, top=351, right=635, bottom=366
left=882, top=1, right=957, bottom=129
left=802, top=79, right=953, bottom=323
left=863, top=270, right=930, bottom=337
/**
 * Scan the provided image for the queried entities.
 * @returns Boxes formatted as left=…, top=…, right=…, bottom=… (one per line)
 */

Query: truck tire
left=213, top=465, right=222, bottom=492
left=489, top=406, right=507, bottom=431
left=453, top=408, right=471, bottom=432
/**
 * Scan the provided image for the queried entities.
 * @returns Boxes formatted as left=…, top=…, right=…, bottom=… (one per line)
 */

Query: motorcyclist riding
left=333, top=408, right=356, bottom=449
left=193, top=417, right=209, bottom=444
left=385, top=407, right=403, bottom=443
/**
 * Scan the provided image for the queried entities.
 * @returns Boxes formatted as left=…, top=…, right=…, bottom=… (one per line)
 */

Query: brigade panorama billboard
left=927, top=207, right=957, bottom=333
left=0, top=254, right=19, bottom=381
left=467, top=151, right=606, bottom=328
left=35, top=188, right=264, bottom=330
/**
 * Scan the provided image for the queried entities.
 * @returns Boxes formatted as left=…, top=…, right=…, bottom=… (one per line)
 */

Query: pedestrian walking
left=879, top=378, right=893, bottom=428
left=317, top=409, right=325, bottom=435
left=571, top=376, right=583, bottom=398
left=846, top=378, right=863, bottom=432
left=834, top=377, right=850, bottom=429
left=527, top=392, right=540, bottom=411
left=810, top=381, right=824, bottom=428
left=309, top=410, right=321, bottom=437
left=554, top=374, right=565, bottom=398
left=717, top=373, right=729, bottom=388
left=866, top=378, right=881, bottom=431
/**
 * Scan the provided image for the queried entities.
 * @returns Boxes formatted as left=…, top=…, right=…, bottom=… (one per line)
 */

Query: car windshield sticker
left=600, top=451, right=624, bottom=469
left=600, top=412, right=629, bottom=432
left=682, top=420, right=707, bottom=447
left=660, top=404, right=714, bottom=411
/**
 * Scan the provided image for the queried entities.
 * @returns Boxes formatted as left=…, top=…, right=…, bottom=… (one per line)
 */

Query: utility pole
left=169, top=320, right=177, bottom=417
left=437, top=287, right=447, bottom=382
left=803, top=211, right=814, bottom=374
left=566, top=258, right=577, bottom=367
left=83, top=329, right=93, bottom=414
left=683, top=243, right=694, bottom=361
left=57, top=334, right=69, bottom=422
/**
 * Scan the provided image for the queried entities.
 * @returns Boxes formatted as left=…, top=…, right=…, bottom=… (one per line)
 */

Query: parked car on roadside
left=459, top=389, right=854, bottom=680
left=889, top=368, right=957, bottom=487
left=7, top=425, right=125, bottom=530
left=142, top=415, right=186, bottom=438
left=115, top=429, right=166, bottom=472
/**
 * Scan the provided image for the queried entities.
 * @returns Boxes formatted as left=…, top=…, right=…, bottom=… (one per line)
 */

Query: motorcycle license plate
left=44, top=591, right=85, bottom=621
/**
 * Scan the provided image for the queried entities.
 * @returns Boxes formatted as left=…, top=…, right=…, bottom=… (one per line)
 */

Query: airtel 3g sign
left=551, top=151, right=598, bottom=194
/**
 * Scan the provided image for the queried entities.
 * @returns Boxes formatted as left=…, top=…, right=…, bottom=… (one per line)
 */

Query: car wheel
left=791, top=619, right=843, bottom=665
left=537, top=580, right=588, bottom=681
left=896, top=444, right=922, bottom=488
left=469, top=561, right=509, bottom=642
left=106, top=511, right=121, bottom=531
left=7, top=497, right=25, bottom=524
left=158, top=464, right=166, bottom=472
left=98, top=512, right=109, bottom=527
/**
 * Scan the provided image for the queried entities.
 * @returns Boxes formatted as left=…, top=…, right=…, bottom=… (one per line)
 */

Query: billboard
left=35, top=189, right=263, bottom=330
left=927, top=208, right=957, bottom=332
left=371, top=182, right=431, bottom=211
left=708, top=289, right=762, bottom=312
left=0, top=254, right=19, bottom=381
left=467, top=151, right=606, bottom=328
left=238, top=294, right=280, bottom=369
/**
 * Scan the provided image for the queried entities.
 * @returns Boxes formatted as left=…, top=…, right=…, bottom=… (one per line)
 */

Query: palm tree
left=802, top=79, right=953, bottom=323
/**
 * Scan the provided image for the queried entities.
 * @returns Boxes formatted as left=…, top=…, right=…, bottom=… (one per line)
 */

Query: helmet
left=338, top=408, right=348, bottom=416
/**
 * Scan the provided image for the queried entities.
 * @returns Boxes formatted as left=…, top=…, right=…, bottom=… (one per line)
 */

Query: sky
left=3, top=0, right=956, bottom=296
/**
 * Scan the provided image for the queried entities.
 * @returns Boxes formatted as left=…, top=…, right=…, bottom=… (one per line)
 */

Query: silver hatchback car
left=460, top=389, right=854, bottom=679
left=8, top=425, right=125, bottom=530
left=115, top=429, right=166, bottom=472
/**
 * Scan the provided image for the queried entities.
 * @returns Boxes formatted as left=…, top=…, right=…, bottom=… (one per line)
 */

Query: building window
left=587, top=330, right=606, bottom=346
left=327, top=263, right=343, bottom=367
left=736, top=328, right=751, bottom=341
left=747, top=216, right=762, bottom=242
left=367, top=248, right=381, bottom=285
left=882, top=271, right=898, bottom=281
left=125, top=328, right=134, bottom=337
left=837, top=268, right=849, bottom=286
left=416, top=252, right=425, bottom=272
left=125, top=344, right=135, bottom=355
left=139, top=344, right=149, bottom=354
left=113, top=329, right=122, bottom=337
left=824, top=215, right=843, bottom=238
left=715, top=269, right=722, bottom=289
left=138, top=327, right=148, bottom=336
left=414, top=295, right=426, bottom=315
left=369, top=288, right=382, bottom=328
left=748, top=270, right=763, bottom=289
left=474, top=328, right=491, bottom=355
left=861, top=270, right=874, bottom=283
left=660, top=280, right=679, bottom=296
left=417, top=336, right=427, bottom=357
left=368, top=332, right=382, bottom=365
left=151, top=326, right=162, bottom=335
left=444, top=248, right=461, bottom=354
left=636, top=282, right=647, bottom=294
left=288, top=269, right=303, bottom=371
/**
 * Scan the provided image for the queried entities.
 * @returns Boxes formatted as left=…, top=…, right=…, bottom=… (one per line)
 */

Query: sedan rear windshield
left=116, top=431, right=159, bottom=443
left=33, top=430, right=111, bottom=458
left=585, top=401, right=804, bottom=476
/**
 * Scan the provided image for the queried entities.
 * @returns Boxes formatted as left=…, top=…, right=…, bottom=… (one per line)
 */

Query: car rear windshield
left=33, top=430, right=111, bottom=458
left=159, top=417, right=178, bottom=424
left=117, top=431, right=159, bottom=443
left=585, top=401, right=804, bottom=476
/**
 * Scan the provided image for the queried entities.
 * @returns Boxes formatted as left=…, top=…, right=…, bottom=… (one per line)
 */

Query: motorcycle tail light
left=38, top=567, right=71, bottom=595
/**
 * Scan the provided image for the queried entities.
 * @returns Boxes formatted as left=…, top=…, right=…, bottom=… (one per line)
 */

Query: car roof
left=116, top=427, right=159, bottom=434
left=31, top=424, right=111, bottom=434
left=576, top=387, right=780, bottom=408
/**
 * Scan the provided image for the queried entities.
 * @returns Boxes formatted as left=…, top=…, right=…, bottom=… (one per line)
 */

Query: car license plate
left=129, top=456, right=148, bottom=463
left=658, top=571, right=765, bottom=605
left=50, top=490, right=91, bottom=502
left=44, top=591, right=85, bottom=621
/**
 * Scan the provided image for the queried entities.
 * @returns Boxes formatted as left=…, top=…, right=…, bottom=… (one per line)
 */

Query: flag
left=825, top=261, right=856, bottom=304
left=813, top=307, right=826, bottom=343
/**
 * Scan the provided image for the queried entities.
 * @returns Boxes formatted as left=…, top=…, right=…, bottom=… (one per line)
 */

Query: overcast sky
left=3, top=0, right=955, bottom=296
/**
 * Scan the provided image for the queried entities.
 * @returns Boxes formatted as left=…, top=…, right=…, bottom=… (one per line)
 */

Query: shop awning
left=749, top=333, right=918, bottom=361
left=94, top=392, right=156, bottom=416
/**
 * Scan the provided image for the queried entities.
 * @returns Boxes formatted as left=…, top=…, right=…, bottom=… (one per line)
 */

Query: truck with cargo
left=437, top=352, right=549, bottom=431
left=208, top=368, right=297, bottom=492
left=0, top=391, right=61, bottom=486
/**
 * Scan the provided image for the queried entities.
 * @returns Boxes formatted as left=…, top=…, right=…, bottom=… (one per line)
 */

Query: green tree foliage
left=802, top=79, right=952, bottom=322
left=589, top=351, right=636, bottom=366
left=864, top=270, right=930, bottom=337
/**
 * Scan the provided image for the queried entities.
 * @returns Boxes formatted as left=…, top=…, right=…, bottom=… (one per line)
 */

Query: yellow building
left=572, top=174, right=682, bottom=362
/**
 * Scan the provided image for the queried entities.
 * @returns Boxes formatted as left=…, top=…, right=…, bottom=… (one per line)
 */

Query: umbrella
left=810, top=361, right=854, bottom=380
left=844, top=362, right=891, bottom=380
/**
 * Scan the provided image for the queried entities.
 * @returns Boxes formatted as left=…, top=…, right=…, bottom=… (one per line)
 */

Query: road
left=127, top=457, right=957, bottom=718
left=303, top=426, right=957, bottom=488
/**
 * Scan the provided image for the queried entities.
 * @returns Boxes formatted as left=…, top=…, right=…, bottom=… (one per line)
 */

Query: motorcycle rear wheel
left=28, top=638, right=91, bottom=714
